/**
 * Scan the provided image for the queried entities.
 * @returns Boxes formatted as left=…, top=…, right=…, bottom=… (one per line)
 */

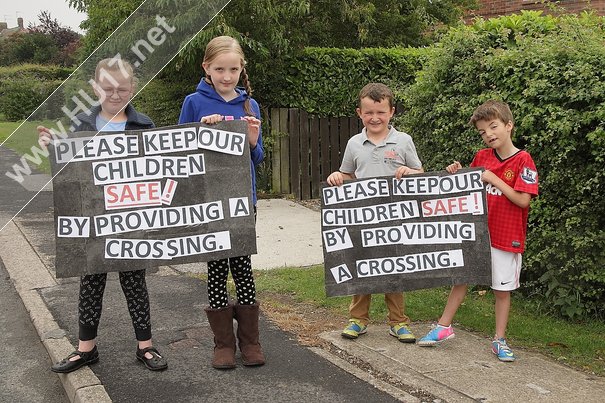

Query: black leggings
left=207, top=206, right=258, bottom=309
left=207, top=256, right=257, bottom=309
left=78, top=270, right=152, bottom=341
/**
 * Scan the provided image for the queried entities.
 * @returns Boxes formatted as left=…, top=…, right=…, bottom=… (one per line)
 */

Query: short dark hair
left=469, top=100, right=514, bottom=129
left=358, top=83, right=394, bottom=108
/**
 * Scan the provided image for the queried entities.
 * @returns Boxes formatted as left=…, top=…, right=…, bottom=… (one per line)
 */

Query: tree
left=68, top=0, right=475, bottom=104
left=68, top=0, right=141, bottom=57
left=305, top=0, right=477, bottom=48
left=1, top=32, right=59, bottom=65
left=0, top=11, right=82, bottom=66
left=70, top=0, right=475, bottom=50
left=28, top=11, right=82, bottom=65
left=29, top=11, right=80, bottom=49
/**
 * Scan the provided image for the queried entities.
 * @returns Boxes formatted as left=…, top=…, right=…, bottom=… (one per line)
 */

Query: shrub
left=0, top=65, right=72, bottom=121
left=0, top=80, right=66, bottom=121
left=278, top=47, right=429, bottom=116
left=400, top=11, right=605, bottom=318
left=0, top=64, right=72, bottom=83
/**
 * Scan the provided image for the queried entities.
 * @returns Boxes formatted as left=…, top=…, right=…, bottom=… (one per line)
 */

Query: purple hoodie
left=179, top=78, right=264, bottom=204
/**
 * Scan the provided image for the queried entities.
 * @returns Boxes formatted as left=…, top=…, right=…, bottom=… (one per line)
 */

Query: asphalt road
left=0, top=258, right=68, bottom=403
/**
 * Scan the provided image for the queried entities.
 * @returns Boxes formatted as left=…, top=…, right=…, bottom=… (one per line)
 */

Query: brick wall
left=469, top=0, right=605, bottom=19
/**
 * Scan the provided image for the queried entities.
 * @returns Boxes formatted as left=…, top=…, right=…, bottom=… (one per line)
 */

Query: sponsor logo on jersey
left=486, top=183, right=503, bottom=196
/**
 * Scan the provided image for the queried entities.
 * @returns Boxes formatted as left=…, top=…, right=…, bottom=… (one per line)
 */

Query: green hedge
left=278, top=47, right=429, bottom=116
left=0, top=64, right=73, bottom=121
left=399, top=11, right=605, bottom=319
left=0, top=64, right=72, bottom=81
left=130, top=47, right=429, bottom=120
left=0, top=63, right=192, bottom=124
left=0, top=80, right=66, bottom=121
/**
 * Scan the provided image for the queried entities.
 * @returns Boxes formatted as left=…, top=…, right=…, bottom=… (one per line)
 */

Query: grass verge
left=0, top=120, right=52, bottom=174
left=252, top=265, right=605, bottom=376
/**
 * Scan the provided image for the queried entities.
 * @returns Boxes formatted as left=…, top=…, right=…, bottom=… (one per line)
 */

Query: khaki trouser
left=349, top=293, right=410, bottom=326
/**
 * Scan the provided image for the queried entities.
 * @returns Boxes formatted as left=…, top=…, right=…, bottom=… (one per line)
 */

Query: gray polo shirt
left=339, top=126, right=422, bottom=179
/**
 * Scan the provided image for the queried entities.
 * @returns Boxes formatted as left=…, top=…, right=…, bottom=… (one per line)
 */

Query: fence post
left=310, top=115, right=320, bottom=199
left=270, top=108, right=282, bottom=193
left=289, top=108, right=301, bottom=199
left=300, top=110, right=310, bottom=200
left=320, top=117, right=330, bottom=192
left=329, top=117, right=340, bottom=174
left=279, top=108, right=290, bottom=194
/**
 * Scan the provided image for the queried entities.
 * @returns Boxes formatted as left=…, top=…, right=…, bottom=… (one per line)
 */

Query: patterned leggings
left=207, top=256, right=257, bottom=309
left=78, top=270, right=152, bottom=341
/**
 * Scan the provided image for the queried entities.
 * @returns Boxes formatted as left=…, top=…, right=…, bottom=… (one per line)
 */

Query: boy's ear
left=356, top=107, right=362, bottom=118
left=506, top=120, right=514, bottom=132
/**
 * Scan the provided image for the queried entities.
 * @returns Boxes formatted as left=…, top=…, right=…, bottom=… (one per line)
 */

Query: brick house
left=0, top=17, right=28, bottom=39
left=470, top=0, right=605, bottom=19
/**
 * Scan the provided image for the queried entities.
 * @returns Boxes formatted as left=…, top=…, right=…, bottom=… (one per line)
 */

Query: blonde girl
left=178, top=36, right=265, bottom=369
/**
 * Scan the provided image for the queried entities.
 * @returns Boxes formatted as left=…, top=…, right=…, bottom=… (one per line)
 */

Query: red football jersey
left=471, top=149, right=538, bottom=253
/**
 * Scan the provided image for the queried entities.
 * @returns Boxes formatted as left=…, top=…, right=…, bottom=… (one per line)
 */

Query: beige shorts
left=491, top=247, right=522, bottom=291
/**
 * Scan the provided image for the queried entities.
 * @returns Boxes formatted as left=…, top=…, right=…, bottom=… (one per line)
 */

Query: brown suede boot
left=204, top=305, right=236, bottom=369
left=234, top=303, right=265, bottom=366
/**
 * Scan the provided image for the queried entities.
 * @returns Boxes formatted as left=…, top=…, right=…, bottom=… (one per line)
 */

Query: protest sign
left=321, top=168, right=492, bottom=297
left=50, top=120, right=256, bottom=278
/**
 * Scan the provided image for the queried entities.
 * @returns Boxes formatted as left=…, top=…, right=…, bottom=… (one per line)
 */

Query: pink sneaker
left=417, top=324, right=455, bottom=346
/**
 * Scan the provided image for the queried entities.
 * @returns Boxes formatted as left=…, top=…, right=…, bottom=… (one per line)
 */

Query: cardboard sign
left=49, top=121, right=256, bottom=278
left=321, top=169, right=492, bottom=296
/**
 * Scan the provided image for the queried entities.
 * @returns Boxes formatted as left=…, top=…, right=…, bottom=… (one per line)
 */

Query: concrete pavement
left=1, top=144, right=604, bottom=402
left=322, top=327, right=605, bottom=402
left=253, top=198, right=323, bottom=270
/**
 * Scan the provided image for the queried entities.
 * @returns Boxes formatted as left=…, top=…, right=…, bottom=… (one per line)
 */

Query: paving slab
left=253, top=198, right=324, bottom=269
left=321, top=325, right=605, bottom=403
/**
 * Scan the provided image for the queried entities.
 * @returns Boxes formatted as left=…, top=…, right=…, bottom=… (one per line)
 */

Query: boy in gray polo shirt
left=327, top=83, right=423, bottom=342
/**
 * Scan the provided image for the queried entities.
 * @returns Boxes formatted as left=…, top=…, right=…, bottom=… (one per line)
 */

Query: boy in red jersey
left=417, top=100, right=538, bottom=362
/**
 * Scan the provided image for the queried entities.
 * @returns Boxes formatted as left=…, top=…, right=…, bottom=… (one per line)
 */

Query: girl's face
left=203, top=51, right=243, bottom=99
left=92, top=70, right=134, bottom=119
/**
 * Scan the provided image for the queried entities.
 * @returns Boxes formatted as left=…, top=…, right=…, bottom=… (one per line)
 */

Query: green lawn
left=0, top=120, right=53, bottom=174
left=252, top=265, right=605, bottom=376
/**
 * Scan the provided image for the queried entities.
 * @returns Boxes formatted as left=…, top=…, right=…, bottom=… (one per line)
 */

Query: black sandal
left=136, top=346, right=168, bottom=371
left=51, top=346, right=99, bottom=373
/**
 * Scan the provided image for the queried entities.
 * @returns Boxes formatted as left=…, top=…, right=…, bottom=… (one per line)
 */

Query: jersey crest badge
left=503, top=169, right=515, bottom=181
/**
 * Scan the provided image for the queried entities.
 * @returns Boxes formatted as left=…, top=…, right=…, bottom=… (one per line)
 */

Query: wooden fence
left=269, top=108, right=363, bottom=200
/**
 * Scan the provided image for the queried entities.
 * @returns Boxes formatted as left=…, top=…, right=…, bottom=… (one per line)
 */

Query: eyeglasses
left=100, top=87, right=132, bottom=97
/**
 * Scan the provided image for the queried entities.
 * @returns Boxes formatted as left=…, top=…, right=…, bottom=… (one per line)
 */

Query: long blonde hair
left=203, top=36, right=254, bottom=116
